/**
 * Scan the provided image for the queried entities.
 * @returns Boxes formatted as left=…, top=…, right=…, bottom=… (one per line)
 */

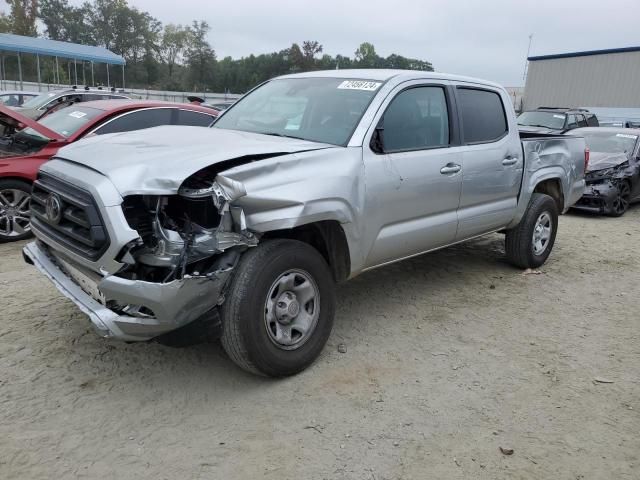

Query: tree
left=184, top=20, right=216, bottom=91
left=0, top=12, right=11, bottom=33
left=161, top=24, right=189, bottom=80
left=302, top=41, right=323, bottom=58
left=287, top=43, right=304, bottom=72
left=39, top=0, right=93, bottom=44
left=39, top=0, right=71, bottom=39
left=4, top=0, right=38, bottom=36
left=354, top=42, right=378, bottom=67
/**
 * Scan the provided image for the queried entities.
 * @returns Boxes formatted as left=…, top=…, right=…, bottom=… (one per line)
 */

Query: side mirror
left=370, top=118, right=385, bottom=154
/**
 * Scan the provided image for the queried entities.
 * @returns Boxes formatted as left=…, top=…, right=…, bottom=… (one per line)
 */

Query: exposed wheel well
left=534, top=179, right=564, bottom=212
left=261, top=220, right=351, bottom=282
left=0, top=176, right=33, bottom=186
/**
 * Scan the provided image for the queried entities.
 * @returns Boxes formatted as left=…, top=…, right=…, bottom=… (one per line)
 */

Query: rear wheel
left=0, top=179, right=33, bottom=243
left=220, top=239, right=336, bottom=377
left=608, top=181, right=631, bottom=217
left=505, top=193, right=558, bottom=269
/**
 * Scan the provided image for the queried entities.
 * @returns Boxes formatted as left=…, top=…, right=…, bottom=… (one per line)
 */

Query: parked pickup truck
left=23, top=70, right=587, bottom=376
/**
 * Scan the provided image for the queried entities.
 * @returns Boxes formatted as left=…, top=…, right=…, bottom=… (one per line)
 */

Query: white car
left=0, top=90, right=38, bottom=107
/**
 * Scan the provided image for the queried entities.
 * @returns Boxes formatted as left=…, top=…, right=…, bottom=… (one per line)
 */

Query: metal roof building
left=0, top=33, right=125, bottom=89
left=522, top=46, right=640, bottom=110
left=0, top=34, right=125, bottom=65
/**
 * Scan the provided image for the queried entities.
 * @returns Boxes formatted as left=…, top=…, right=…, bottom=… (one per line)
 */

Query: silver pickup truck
left=23, top=70, right=587, bottom=376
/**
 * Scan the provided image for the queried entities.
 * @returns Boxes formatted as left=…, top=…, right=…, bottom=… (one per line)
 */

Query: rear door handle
left=502, top=156, right=518, bottom=166
left=440, top=163, right=461, bottom=174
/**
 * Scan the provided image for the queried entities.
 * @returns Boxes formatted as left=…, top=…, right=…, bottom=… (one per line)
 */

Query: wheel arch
left=260, top=220, right=351, bottom=282
left=533, top=177, right=564, bottom=212
left=0, top=175, right=34, bottom=186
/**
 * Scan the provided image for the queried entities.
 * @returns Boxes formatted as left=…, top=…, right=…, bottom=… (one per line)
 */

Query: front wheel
left=220, top=239, right=336, bottom=377
left=608, top=181, right=631, bottom=217
left=505, top=193, right=559, bottom=269
left=0, top=179, right=33, bottom=243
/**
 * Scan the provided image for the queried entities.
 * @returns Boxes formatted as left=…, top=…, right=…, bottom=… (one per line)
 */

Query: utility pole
left=522, top=34, right=533, bottom=82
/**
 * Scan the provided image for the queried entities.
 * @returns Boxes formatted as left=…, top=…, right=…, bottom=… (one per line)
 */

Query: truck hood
left=0, top=103, right=64, bottom=140
left=586, top=151, right=629, bottom=172
left=52, top=126, right=335, bottom=195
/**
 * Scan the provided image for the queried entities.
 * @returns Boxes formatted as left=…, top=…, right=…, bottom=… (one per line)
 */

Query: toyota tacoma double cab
left=23, top=70, right=587, bottom=376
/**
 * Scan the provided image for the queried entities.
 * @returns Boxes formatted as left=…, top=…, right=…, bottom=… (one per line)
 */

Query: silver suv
left=12, top=86, right=131, bottom=120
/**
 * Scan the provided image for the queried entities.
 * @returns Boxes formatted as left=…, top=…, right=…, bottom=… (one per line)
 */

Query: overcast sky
left=4, top=0, right=640, bottom=86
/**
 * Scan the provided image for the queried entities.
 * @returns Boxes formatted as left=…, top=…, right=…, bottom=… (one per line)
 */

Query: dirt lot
left=1, top=209, right=639, bottom=480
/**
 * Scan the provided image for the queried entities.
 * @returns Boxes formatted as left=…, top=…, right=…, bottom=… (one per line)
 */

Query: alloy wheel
left=0, top=189, right=31, bottom=238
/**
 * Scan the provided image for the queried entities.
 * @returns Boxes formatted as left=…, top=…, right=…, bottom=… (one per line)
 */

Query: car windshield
left=517, top=111, right=566, bottom=129
left=17, top=106, right=103, bottom=140
left=213, top=77, right=382, bottom=146
left=0, top=94, right=24, bottom=106
left=19, top=91, right=59, bottom=110
left=582, top=131, right=638, bottom=156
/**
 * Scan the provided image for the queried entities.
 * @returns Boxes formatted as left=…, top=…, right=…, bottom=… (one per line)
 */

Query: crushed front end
left=23, top=164, right=256, bottom=341
left=573, top=163, right=635, bottom=215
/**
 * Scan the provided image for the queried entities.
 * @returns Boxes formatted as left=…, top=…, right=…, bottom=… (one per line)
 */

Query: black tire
left=607, top=181, right=631, bottom=217
left=0, top=179, right=33, bottom=243
left=220, top=239, right=336, bottom=377
left=505, top=193, right=558, bottom=269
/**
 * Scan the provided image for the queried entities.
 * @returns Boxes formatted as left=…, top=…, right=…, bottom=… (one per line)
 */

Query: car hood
left=52, top=126, right=335, bottom=195
left=0, top=103, right=64, bottom=140
left=586, top=151, right=629, bottom=172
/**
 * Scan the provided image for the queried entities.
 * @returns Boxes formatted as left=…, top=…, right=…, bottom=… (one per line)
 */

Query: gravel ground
left=1, top=209, right=639, bottom=480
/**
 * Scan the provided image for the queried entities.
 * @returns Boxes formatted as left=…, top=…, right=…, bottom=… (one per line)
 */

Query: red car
left=0, top=100, right=219, bottom=242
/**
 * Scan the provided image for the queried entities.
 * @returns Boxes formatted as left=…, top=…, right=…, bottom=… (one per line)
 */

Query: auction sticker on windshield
left=616, top=133, right=638, bottom=139
left=69, top=111, right=87, bottom=119
left=337, top=80, right=381, bottom=91
left=553, top=114, right=565, bottom=119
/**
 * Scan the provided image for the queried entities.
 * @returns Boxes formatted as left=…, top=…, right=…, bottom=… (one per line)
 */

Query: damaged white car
left=23, top=70, right=587, bottom=376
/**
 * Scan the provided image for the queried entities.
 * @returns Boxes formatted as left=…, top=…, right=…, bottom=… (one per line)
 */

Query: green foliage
left=354, top=42, right=378, bottom=67
left=0, top=12, right=12, bottom=33
left=0, top=0, right=434, bottom=92
left=161, top=24, right=190, bottom=80
left=184, top=20, right=216, bottom=91
left=4, top=0, right=38, bottom=36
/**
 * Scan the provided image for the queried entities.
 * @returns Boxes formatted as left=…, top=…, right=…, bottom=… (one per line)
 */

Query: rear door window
left=94, top=108, right=174, bottom=135
left=576, top=114, right=588, bottom=128
left=176, top=109, right=216, bottom=127
left=457, top=87, right=508, bottom=143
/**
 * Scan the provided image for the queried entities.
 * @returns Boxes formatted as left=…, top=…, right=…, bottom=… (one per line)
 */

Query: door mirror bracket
left=370, top=118, right=385, bottom=154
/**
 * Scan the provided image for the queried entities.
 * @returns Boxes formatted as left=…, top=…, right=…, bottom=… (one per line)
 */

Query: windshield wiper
left=262, top=132, right=307, bottom=141
left=519, top=124, right=553, bottom=129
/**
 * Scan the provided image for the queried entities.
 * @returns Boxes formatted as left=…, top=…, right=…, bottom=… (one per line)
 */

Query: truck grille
left=31, top=173, right=109, bottom=260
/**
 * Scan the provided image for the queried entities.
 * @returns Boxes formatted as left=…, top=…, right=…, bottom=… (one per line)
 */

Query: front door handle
left=440, top=163, right=461, bottom=174
left=502, top=156, right=518, bottom=166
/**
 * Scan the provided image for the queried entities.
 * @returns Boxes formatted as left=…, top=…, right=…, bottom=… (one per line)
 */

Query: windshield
left=19, top=91, right=58, bottom=110
left=213, top=77, right=382, bottom=146
left=582, top=131, right=638, bottom=156
left=517, top=111, right=566, bottom=129
left=18, top=106, right=103, bottom=140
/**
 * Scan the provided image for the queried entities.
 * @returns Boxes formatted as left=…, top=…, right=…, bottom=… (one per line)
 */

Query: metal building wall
left=523, top=50, right=640, bottom=110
